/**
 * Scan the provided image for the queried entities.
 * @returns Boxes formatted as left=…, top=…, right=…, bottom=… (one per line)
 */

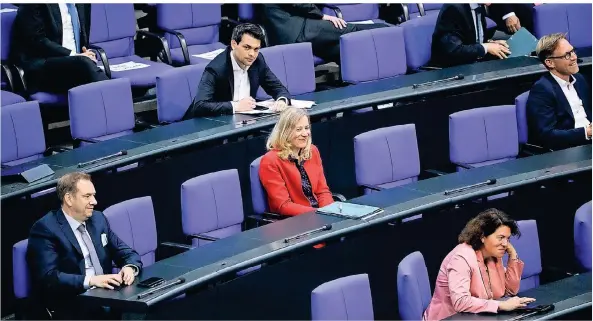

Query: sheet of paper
left=255, top=99, right=315, bottom=109
left=0, top=8, right=17, bottom=13
left=350, top=20, right=375, bottom=25
left=192, top=48, right=225, bottom=60
left=99, top=61, right=150, bottom=72
left=235, top=108, right=276, bottom=115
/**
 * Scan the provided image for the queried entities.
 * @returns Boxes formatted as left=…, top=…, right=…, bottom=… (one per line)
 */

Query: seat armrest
left=189, top=234, right=220, bottom=242
left=1, top=61, right=16, bottom=92
left=159, top=27, right=190, bottom=65
left=136, top=30, right=172, bottom=65
left=332, top=193, right=346, bottom=202
left=417, top=3, right=426, bottom=16
left=87, top=44, right=112, bottom=79
left=401, top=4, right=410, bottom=21
left=135, top=119, right=160, bottom=130
left=12, top=64, right=28, bottom=94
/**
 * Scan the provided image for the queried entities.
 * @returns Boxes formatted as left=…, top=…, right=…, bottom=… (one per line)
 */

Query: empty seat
left=90, top=4, right=173, bottom=89
left=249, top=156, right=269, bottom=216
left=181, top=169, right=245, bottom=247
left=400, top=13, right=439, bottom=72
left=104, top=196, right=158, bottom=267
left=574, top=200, right=592, bottom=271
left=12, top=239, right=30, bottom=301
left=340, top=26, right=406, bottom=84
left=257, top=43, right=316, bottom=99
left=1, top=90, right=26, bottom=106
left=69, top=78, right=135, bottom=145
left=449, top=105, right=519, bottom=170
left=156, top=4, right=226, bottom=66
left=156, top=64, right=206, bottom=123
left=311, top=274, right=374, bottom=320
left=533, top=4, right=592, bottom=48
left=1, top=101, right=46, bottom=166
left=354, top=124, right=421, bottom=194
left=397, top=251, right=432, bottom=320
left=503, top=220, right=542, bottom=291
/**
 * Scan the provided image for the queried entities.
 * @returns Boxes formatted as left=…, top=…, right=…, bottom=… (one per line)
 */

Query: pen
left=339, top=204, right=343, bottom=213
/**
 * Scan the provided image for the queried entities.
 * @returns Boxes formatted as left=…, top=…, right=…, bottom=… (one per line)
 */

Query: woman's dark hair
left=231, top=23, right=264, bottom=44
left=458, top=208, right=521, bottom=250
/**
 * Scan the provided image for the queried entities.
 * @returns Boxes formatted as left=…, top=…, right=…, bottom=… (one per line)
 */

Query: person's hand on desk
left=498, top=296, right=536, bottom=311
left=77, top=46, right=97, bottom=63
left=236, top=97, right=256, bottom=112
left=505, top=15, right=522, bottom=34
left=486, top=41, right=511, bottom=59
left=271, top=99, right=288, bottom=112
left=120, top=266, right=137, bottom=285
left=322, top=14, right=347, bottom=29
left=586, top=124, right=591, bottom=139
left=89, top=274, right=123, bottom=290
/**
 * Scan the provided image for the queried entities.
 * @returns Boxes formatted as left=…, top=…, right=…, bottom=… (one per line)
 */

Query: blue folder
left=507, top=27, right=539, bottom=58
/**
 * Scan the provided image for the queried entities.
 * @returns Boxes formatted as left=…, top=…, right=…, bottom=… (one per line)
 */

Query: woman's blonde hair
left=266, top=107, right=312, bottom=162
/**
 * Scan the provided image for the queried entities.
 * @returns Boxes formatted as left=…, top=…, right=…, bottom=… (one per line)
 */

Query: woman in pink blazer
left=423, top=209, right=536, bottom=320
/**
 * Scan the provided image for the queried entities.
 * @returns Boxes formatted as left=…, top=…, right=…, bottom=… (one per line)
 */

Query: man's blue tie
left=66, top=3, right=81, bottom=53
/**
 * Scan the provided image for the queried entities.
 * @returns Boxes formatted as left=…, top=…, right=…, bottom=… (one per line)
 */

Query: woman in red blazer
left=259, top=108, right=334, bottom=216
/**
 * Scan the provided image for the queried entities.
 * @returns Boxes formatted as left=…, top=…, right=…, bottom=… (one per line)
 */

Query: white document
left=255, top=99, right=315, bottom=109
left=0, top=8, right=17, bottom=13
left=350, top=20, right=375, bottom=25
left=192, top=48, right=225, bottom=60
left=236, top=108, right=276, bottom=115
left=99, top=61, right=150, bottom=72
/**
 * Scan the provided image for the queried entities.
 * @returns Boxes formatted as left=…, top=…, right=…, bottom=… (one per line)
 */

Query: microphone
left=412, top=74, right=464, bottom=89
left=444, top=179, right=497, bottom=195
left=284, top=224, right=332, bottom=243
left=77, top=150, right=128, bottom=168
left=137, top=277, right=186, bottom=300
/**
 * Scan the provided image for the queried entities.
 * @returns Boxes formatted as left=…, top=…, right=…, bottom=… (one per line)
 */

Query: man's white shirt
left=550, top=72, right=591, bottom=140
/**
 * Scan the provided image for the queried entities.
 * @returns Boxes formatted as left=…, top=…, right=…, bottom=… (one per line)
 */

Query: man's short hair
left=231, top=23, right=264, bottom=45
left=536, top=33, right=567, bottom=66
left=57, top=172, right=91, bottom=202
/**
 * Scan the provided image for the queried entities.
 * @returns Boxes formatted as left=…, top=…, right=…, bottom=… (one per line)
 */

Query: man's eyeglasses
left=547, top=48, right=576, bottom=60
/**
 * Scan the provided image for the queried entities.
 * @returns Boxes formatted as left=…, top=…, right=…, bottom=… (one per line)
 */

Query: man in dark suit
left=431, top=3, right=511, bottom=67
left=184, top=23, right=291, bottom=118
left=11, top=4, right=108, bottom=93
left=27, top=172, right=142, bottom=319
left=527, top=33, right=591, bottom=150
left=261, top=4, right=389, bottom=63
left=488, top=3, right=537, bottom=34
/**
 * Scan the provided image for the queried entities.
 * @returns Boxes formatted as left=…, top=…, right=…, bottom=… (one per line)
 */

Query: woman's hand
left=506, top=241, right=518, bottom=260
left=498, top=296, right=536, bottom=311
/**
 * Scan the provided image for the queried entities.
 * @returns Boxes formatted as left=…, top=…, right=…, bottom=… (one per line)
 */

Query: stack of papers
left=316, top=201, right=383, bottom=220
left=255, top=99, right=315, bottom=109
left=98, top=61, right=150, bottom=72
left=350, top=20, right=375, bottom=25
left=193, top=49, right=226, bottom=60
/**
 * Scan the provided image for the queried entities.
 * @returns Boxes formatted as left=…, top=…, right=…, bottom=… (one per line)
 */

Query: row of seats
left=311, top=206, right=592, bottom=320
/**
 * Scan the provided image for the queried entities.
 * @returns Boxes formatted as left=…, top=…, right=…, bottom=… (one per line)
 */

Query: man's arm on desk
left=185, top=68, right=234, bottom=119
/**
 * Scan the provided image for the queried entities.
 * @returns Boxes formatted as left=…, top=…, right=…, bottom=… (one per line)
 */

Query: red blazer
left=259, top=145, right=334, bottom=216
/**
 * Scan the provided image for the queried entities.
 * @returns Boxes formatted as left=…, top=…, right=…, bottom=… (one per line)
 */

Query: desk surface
left=3, top=51, right=591, bottom=200
left=77, top=145, right=592, bottom=311
left=447, top=273, right=592, bottom=320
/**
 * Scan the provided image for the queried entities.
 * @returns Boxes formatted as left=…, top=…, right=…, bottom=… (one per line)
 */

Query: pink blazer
left=423, top=243, right=524, bottom=321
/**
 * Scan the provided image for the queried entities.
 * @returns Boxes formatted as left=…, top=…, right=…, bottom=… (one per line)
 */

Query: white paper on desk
left=349, top=20, right=375, bottom=25
left=101, top=61, right=150, bottom=72
left=256, top=99, right=315, bottom=109
left=0, top=8, right=17, bottom=13
left=192, top=48, right=225, bottom=60
left=236, top=108, right=276, bottom=115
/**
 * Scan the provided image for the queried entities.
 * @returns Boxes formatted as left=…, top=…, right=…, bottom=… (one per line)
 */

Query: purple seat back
left=422, top=3, right=443, bottom=13
left=238, top=4, right=255, bottom=21
left=574, top=200, right=592, bottom=271
left=156, top=4, right=221, bottom=49
left=1, top=90, right=26, bottom=106
left=534, top=4, right=592, bottom=48
left=397, top=251, right=431, bottom=320
left=13, top=239, right=30, bottom=299
left=181, top=169, right=244, bottom=247
left=449, top=105, right=519, bottom=166
left=311, top=274, right=374, bottom=320
left=515, top=91, right=530, bottom=145
left=406, top=4, right=421, bottom=19
left=250, top=156, right=269, bottom=215
left=257, top=43, right=316, bottom=99
left=69, top=78, right=135, bottom=141
left=502, top=220, right=542, bottom=291
left=354, top=124, right=420, bottom=192
left=1, top=101, right=46, bottom=164
left=340, top=27, right=406, bottom=84
left=400, top=14, right=438, bottom=71
left=322, top=4, right=379, bottom=22
left=90, top=4, right=136, bottom=59
left=1, top=6, right=17, bottom=61
left=104, top=196, right=158, bottom=267
left=156, top=64, right=206, bottom=123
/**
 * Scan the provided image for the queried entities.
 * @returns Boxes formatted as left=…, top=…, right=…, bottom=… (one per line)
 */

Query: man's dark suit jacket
left=431, top=4, right=495, bottom=67
left=262, top=4, right=324, bottom=46
left=526, top=72, right=592, bottom=150
left=184, top=46, right=291, bottom=119
left=11, top=4, right=91, bottom=73
left=27, top=209, right=142, bottom=311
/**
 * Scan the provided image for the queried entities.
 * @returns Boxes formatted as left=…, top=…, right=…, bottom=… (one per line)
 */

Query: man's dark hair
left=458, top=208, right=521, bottom=250
left=231, top=23, right=264, bottom=45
